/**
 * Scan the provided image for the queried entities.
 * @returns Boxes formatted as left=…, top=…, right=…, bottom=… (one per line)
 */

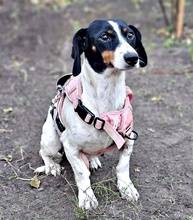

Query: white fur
left=35, top=20, right=139, bottom=209
left=108, top=21, right=140, bottom=69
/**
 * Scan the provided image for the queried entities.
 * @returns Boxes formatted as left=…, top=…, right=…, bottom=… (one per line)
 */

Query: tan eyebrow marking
left=123, top=27, right=127, bottom=32
left=107, top=29, right=113, bottom=34
left=92, top=45, right=96, bottom=51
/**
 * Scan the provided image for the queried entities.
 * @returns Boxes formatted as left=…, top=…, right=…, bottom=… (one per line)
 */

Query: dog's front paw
left=118, top=180, right=139, bottom=202
left=78, top=187, right=98, bottom=210
left=89, top=156, right=102, bottom=170
left=35, top=162, right=61, bottom=176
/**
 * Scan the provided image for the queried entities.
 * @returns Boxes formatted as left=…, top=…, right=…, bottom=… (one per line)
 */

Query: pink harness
left=51, top=74, right=137, bottom=169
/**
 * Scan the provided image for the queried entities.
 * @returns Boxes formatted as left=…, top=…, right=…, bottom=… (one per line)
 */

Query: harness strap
left=72, top=97, right=132, bottom=149
left=100, top=120, right=125, bottom=149
left=52, top=74, right=137, bottom=169
left=58, top=75, right=134, bottom=146
left=80, top=144, right=117, bottom=169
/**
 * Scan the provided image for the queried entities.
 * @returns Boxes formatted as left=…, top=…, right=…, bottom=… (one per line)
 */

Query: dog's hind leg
left=116, top=132, right=139, bottom=202
left=35, top=108, right=62, bottom=176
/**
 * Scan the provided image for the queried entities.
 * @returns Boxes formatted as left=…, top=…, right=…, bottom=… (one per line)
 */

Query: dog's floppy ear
left=129, top=25, right=147, bottom=67
left=71, top=28, right=87, bottom=76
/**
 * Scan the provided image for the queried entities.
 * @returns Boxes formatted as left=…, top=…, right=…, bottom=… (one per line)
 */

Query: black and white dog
left=35, top=19, right=147, bottom=210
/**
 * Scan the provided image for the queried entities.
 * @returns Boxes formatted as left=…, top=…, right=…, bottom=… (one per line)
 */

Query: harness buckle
left=57, top=85, right=63, bottom=95
left=75, top=99, right=95, bottom=124
left=94, top=117, right=105, bottom=130
left=125, top=130, right=138, bottom=140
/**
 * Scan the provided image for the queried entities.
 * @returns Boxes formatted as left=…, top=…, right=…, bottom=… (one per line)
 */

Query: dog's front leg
left=63, top=139, right=98, bottom=209
left=116, top=133, right=139, bottom=202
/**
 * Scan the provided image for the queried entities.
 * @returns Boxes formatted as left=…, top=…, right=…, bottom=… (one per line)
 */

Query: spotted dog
left=35, top=19, right=147, bottom=210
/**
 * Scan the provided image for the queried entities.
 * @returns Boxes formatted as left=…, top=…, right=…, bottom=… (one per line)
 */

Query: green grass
left=186, top=216, right=193, bottom=220
left=61, top=173, right=141, bottom=220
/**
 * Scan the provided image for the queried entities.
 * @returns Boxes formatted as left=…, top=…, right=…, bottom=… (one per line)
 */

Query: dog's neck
left=80, top=58, right=126, bottom=115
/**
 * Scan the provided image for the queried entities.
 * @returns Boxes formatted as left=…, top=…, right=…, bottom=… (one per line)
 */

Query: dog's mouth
left=126, top=62, right=139, bottom=69
left=106, top=62, right=114, bottom=68
left=118, top=60, right=139, bottom=70
left=108, top=62, right=138, bottom=71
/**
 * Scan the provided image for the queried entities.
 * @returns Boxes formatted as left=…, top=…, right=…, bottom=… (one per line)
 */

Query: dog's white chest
left=60, top=99, right=114, bottom=152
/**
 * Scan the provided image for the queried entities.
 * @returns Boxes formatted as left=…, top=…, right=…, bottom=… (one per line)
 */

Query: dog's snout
left=124, top=53, right=138, bottom=66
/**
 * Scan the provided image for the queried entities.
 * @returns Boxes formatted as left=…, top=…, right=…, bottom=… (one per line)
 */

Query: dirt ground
left=0, top=0, right=193, bottom=219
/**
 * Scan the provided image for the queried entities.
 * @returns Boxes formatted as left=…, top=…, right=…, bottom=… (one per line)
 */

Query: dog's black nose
left=124, top=53, right=138, bottom=66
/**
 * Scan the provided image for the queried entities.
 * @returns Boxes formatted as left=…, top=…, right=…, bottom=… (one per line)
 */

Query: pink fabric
left=65, top=75, right=82, bottom=101
left=98, top=89, right=133, bottom=149
left=56, top=75, right=134, bottom=169
left=80, top=144, right=117, bottom=169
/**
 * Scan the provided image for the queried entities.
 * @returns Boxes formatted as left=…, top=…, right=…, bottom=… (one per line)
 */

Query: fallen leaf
left=3, top=107, right=13, bottom=114
left=13, top=61, right=22, bottom=68
left=7, top=155, right=13, bottom=162
left=0, top=154, right=13, bottom=162
left=0, top=154, right=6, bottom=160
left=23, top=57, right=31, bottom=62
left=141, top=68, right=147, bottom=73
left=147, top=128, right=155, bottom=133
left=150, top=96, right=162, bottom=102
left=0, top=129, right=12, bottom=133
left=157, top=28, right=169, bottom=37
left=30, top=0, right=39, bottom=5
left=134, top=167, right=140, bottom=172
left=30, top=175, right=41, bottom=189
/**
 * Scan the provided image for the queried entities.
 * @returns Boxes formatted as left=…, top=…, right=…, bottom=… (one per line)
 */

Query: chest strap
left=56, top=75, right=136, bottom=150
left=50, top=74, right=138, bottom=169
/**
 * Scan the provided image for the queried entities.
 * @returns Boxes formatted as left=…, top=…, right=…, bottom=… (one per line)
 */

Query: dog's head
left=71, top=19, right=147, bottom=76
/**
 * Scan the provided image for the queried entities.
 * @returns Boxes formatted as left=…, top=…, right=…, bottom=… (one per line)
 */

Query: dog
left=35, top=19, right=147, bottom=210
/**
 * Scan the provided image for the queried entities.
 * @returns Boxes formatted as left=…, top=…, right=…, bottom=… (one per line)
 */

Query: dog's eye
left=127, top=32, right=134, bottom=39
left=100, top=34, right=110, bottom=42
